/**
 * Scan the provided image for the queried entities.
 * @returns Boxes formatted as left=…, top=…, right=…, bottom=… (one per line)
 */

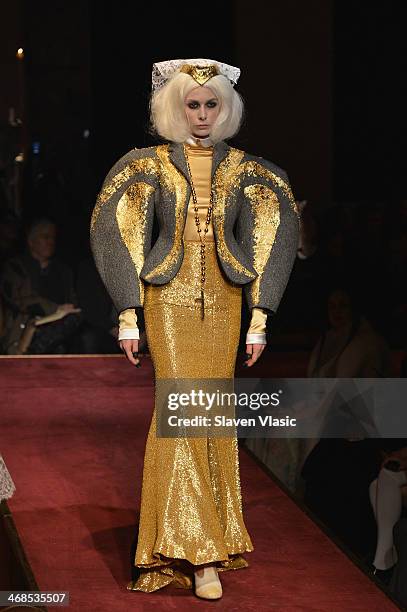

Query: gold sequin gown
left=127, top=141, right=254, bottom=593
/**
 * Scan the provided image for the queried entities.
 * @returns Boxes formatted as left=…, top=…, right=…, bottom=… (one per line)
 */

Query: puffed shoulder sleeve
left=90, top=148, right=159, bottom=313
left=235, top=157, right=300, bottom=314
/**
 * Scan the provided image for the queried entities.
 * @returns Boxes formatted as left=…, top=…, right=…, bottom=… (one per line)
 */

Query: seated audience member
left=301, top=286, right=393, bottom=559
left=0, top=218, right=82, bottom=354
left=307, top=287, right=391, bottom=379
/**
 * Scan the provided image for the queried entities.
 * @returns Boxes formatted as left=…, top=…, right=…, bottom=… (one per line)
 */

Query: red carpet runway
left=0, top=356, right=400, bottom=611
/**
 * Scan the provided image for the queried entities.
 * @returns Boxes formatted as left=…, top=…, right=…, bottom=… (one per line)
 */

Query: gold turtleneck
left=183, top=142, right=214, bottom=242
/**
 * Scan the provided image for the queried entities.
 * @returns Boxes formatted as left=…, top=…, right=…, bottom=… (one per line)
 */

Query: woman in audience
left=301, top=286, right=394, bottom=559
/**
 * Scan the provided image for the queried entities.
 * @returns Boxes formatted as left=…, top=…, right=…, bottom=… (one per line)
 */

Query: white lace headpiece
left=151, top=58, right=240, bottom=93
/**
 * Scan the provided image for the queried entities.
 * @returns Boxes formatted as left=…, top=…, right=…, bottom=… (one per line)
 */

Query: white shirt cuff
left=118, top=327, right=140, bottom=341
left=246, top=332, right=267, bottom=345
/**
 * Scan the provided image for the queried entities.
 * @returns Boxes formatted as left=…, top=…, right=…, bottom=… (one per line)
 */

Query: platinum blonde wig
left=150, top=72, right=244, bottom=143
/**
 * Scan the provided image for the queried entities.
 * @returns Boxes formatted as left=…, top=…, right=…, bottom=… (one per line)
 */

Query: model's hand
left=119, top=338, right=140, bottom=366
left=244, top=343, right=265, bottom=367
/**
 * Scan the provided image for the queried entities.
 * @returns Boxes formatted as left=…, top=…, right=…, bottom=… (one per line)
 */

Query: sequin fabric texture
left=127, top=145, right=254, bottom=594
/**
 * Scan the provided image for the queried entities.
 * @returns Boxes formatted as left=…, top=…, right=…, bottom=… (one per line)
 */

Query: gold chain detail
left=183, top=143, right=213, bottom=319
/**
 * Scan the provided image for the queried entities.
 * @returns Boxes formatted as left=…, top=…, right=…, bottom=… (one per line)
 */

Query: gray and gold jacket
left=90, top=140, right=300, bottom=315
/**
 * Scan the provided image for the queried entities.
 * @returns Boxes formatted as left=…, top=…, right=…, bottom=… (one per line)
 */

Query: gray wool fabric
left=90, top=140, right=299, bottom=316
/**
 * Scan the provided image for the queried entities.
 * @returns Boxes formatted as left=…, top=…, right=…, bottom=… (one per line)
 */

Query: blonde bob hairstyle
left=150, top=71, right=244, bottom=144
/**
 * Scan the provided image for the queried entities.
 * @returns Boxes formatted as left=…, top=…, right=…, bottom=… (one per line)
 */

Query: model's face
left=184, top=86, right=220, bottom=138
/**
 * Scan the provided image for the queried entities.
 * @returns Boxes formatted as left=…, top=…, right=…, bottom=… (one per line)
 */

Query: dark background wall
left=334, top=1, right=407, bottom=201
left=234, top=0, right=333, bottom=206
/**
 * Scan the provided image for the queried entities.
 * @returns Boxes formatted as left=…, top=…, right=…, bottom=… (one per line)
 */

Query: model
left=90, top=58, right=299, bottom=600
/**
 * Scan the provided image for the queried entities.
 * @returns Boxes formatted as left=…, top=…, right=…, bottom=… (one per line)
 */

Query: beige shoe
left=194, top=565, right=222, bottom=600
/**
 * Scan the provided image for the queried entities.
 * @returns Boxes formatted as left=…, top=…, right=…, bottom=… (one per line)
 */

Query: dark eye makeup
left=186, top=99, right=218, bottom=109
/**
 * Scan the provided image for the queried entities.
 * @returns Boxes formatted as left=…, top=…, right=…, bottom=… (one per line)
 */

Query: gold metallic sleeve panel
left=91, top=156, right=158, bottom=231
left=236, top=161, right=300, bottom=313
left=116, top=182, right=155, bottom=305
left=142, top=145, right=188, bottom=281
left=236, top=161, right=298, bottom=214
left=90, top=149, right=158, bottom=313
left=244, top=184, right=280, bottom=308
left=212, top=149, right=257, bottom=278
